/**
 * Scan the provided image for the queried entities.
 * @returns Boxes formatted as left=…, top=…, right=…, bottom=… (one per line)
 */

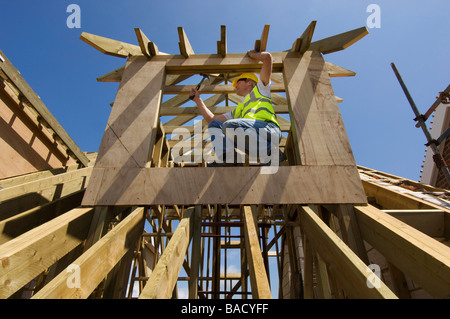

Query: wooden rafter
left=134, top=28, right=152, bottom=58
left=354, top=204, right=450, bottom=298
left=309, top=26, right=369, bottom=54
left=254, top=24, right=270, bottom=52
left=178, top=27, right=195, bottom=58
left=0, top=207, right=95, bottom=298
left=291, top=20, right=316, bottom=53
left=32, top=207, right=145, bottom=299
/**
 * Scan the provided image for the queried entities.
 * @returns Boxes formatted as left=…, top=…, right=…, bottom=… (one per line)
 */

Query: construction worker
left=190, top=50, right=281, bottom=166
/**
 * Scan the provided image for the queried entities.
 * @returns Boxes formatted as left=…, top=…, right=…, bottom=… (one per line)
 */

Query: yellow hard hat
left=232, top=73, right=259, bottom=87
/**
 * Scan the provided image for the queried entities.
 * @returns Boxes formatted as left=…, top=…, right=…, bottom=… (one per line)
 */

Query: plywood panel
left=94, top=57, right=166, bottom=168
left=283, top=51, right=356, bottom=166
left=82, top=166, right=367, bottom=206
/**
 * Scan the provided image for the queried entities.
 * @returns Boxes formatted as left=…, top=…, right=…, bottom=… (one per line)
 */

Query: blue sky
left=1, top=0, right=449, bottom=181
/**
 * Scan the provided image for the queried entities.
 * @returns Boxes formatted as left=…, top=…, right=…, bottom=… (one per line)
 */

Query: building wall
left=420, top=103, right=450, bottom=189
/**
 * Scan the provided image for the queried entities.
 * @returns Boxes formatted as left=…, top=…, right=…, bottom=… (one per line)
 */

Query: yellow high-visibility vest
left=231, top=85, right=280, bottom=127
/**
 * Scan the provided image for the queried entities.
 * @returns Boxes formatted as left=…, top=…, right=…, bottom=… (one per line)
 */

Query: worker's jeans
left=207, top=119, right=281, bottom=165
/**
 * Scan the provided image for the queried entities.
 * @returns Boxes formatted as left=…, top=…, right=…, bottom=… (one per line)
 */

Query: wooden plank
left=164, top=119, right=290, bottom=135
left=139, top=208, right=193, bottom=298
left=354, top=204, right=450, bottom=298
left=283, top=50, right=359, bottom=166
left=299, top=206, right=397, bottom=298
left=217, top=25, right=227, bottom=57
left=0, top=50, right=89, bottom=167
left=302, top=233, right=314, bottom=298
left=178, top=27, right=195, bottom=58
left=0, top=164, right=80, bottom=189
left=384, top=209, right=445, bottom=238
left=148, top=41, right=160, bottom=57
left=32, top=207, right=145, bottom=299
left=134, top=28, right=151, bottom=57
left=360, top=178, right=447, bottom=211
left=325, top=61, right=356, bottom=77
left=0, top=189, right=85, bottom=244
left=164, top=83, right=285, bottom=95
left=309, top=26, right=369, bottom=54
left=189, top=205, right=202, bottom=298
left=291, top=21, right=316, bottom=53
left=0, top=207, right=94, bottom=298
left=81, top=166, right=368, bottom=206
left=0, top=167, right=92, bottom=221
left=255, top=24, right=270, bottom=52
left=0, top=166, right=92, bottom=203
left=334, top=204, right=370, bottom=264
left=163, top=94, right=226, bottom=129
left=97, top=66, right=125, bottom=82
left=80, top=32, right=142, bottom=58
left=93, top=57, right=166, bottom=169
left=243, top=206, right=272, bottom=298
left=160, top=52, right=286, bottom=74
left=159, top=105, right=290, bottom=116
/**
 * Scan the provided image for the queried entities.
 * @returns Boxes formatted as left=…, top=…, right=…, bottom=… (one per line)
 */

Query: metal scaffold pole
left=391, top=62, right=450, bottom=186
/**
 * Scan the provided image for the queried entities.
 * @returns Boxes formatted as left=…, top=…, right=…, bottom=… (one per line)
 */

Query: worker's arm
left=191, top=88, right=228, bottom=123
left=247, top=50, right=272, bottom=86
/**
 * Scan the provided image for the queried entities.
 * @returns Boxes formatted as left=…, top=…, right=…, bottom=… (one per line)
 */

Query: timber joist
left=1, top=23, right=449, bottom=300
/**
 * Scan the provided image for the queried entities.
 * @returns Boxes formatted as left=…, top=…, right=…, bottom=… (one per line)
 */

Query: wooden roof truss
left=1, top=23, right=449, bottom=300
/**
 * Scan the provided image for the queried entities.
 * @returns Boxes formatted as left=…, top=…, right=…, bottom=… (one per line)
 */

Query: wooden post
left=242, top=206, right=272, bottom=299
left=283, top=50, right=357, bottom=166
left=82, top=56, right=166, bottom=206
left=139, top=209, right=193, bottom=299
left=189, top=205, right=202, bottom=299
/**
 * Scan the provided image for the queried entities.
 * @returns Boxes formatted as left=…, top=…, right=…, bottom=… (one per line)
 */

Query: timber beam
left=139, top=208, right=194, bottom=299
left=32, top=207, right=145, bottom=299
left=243, top=206, right=272, bottom=298
left=354, top=204, right=450, bottom=298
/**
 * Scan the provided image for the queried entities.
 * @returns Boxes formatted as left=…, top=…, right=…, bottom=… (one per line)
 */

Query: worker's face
left=234, top=79, right=252, bottom=96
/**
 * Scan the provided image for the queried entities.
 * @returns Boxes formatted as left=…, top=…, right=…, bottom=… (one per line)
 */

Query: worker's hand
left=190, top=87, right=200, bottom=103
left=247, top=50, right=271, bottom=61
left=247, top=50, right=273, bottom=86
